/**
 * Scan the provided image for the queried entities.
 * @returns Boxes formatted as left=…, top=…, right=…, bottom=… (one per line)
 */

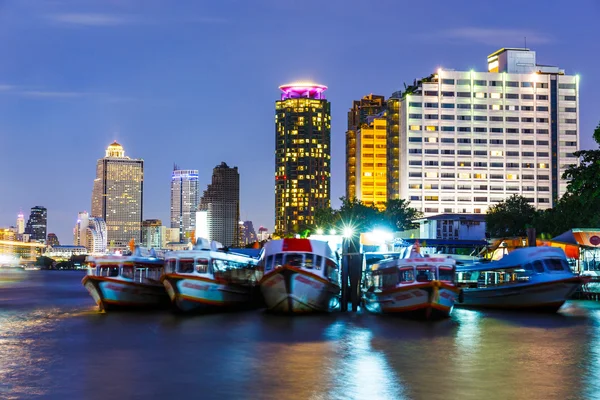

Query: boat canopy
left=456, top=246, right=567, bottom=272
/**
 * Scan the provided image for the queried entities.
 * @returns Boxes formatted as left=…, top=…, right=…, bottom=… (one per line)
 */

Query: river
left=1, top=270, right=599, bottom=400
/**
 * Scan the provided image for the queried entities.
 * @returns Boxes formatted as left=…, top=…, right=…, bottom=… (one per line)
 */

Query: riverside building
left=390, top=48, right=578, bottom=215
left=170, top=168, right=199, bottom=242
left=275, top=83, right=331, bottom=235
left=91, top=141, right=144, bottom=249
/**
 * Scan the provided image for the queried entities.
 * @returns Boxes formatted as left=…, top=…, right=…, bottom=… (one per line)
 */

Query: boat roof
left=456, top=246, right=567, bottom=272
left=165, top=248, right=259, bottom=263
left=263, top=238, right=338, bottom=261
left=371, top=255, right=456, bottom=271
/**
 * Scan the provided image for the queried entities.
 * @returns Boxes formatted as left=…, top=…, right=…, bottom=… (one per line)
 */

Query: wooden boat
left=455, top=246, right=586, bottom=312
left=362, top=252, right=459, bottom=319
left=259, top=238, right=341, bottom=313
left=161, top=238, right=262, bottom=313
left=82, top=247, right=169, bottom=311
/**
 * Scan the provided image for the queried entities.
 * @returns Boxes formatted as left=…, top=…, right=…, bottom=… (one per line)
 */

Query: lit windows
left=490, top=150, right=503, bottom=157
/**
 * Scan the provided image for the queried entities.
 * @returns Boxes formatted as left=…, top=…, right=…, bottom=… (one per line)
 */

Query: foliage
left=562, top=122, right=600, bottom=198
left=485, top=194, right=536, bottom=238
left=384, top=199, right=423, bottom=231
left=35, top=256, right=55, bottom=268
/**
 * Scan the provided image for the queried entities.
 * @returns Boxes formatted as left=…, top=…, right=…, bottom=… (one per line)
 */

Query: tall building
left=275, top=83, right=331, bottom=234
left=240, top=220, right=257, bottom=246
left=74, top=211, right=90, bottom=246
left=91, top=141, right=144, bottom=249
left=355, top=115, right=388, bottom=209
left=198, top=162, right=240, bottom=247
left=170, top=168, right=199, bottom=242
left=394, top=48, right=578, bottom=215
left=16, top=212, right=25, bottom=235
left=142, top=219, right=164, bottom=249
left=25, top=206, right=47, bottom=243
left=73, top=211, right=107, bottom=253
left=46, top=233, right=60, bottom=247
left=386, top=92, right=401, bottom=200
left=346, top=94, right=387, bottom=200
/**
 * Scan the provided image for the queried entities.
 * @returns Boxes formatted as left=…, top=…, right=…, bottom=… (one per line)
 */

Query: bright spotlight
left=343, top=227, right=354, bottom=238
left=316, top=228, right=324, bottom=235
left=329, top=229, right=336, bottom=235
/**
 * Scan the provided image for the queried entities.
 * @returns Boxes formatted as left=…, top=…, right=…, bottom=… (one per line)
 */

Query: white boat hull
left=82, top=276, right=169, bottom=311
left=260, top=267, right=340, bottom=313
left=162, top=274, right=258, bottom=312
left=457, top=277, right=583, bottom=311
left=364, top=282, right=458, bottom=319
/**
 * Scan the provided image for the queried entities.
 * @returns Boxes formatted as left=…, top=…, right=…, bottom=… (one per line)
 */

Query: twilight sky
left=1, top=0, right=599, bottom=243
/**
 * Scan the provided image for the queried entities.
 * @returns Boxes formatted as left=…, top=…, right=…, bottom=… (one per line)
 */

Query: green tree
left=384, top=199, right=423, bottom=231
left=335, top=197, right=385, bottom=233
left=562, top=122, right=600, bottom=198
left=485, top=194, right=536, bottom=238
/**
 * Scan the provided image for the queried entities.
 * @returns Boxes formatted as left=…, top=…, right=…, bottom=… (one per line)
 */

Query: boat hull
left=363, top=281, right=458, bottom=320
left=82, top=276, right=170, bottom=311
left=456, top=277, right=584, bottom=312
left=162, top=274, right=258, bottom=313
left=260, top=266, right=340, bottom=313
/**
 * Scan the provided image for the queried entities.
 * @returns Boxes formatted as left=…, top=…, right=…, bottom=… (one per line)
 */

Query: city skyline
left=1, top=0, right=599, bottom=242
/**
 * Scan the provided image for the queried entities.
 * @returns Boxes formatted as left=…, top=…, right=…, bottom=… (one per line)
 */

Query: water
left=1, top=271, right=599, bottom=400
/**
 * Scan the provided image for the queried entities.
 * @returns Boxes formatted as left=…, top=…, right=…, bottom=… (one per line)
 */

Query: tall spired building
left=170, top=168, right=199, bottom=242
left=275, top=83, right=331, bottom=235
left=91, top=141, right=144, bottom=249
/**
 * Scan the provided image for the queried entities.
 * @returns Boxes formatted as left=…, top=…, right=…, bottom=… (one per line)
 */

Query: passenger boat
left=161, top=238, right=262, bottom=313
left=455, top=246, right=586, bottom=312
left=82, top=247, right=169, bottom=311
left=362, top=252, right=459, bottom=319
left=259, top=238, right=341, bottom=313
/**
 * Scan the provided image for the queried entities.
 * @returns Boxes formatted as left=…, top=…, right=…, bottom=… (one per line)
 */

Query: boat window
left=532, top=261, right=545, bottom=273
left=195, top=259, right=209, bottom=273
left=274, top=254, right=283, bottom=268
left=121, top=266, right=134, bottom=279
left=265, top=255, right=274, bottom=271
left=382, top=270, right=398, bottom=287
left=326, top=259, right=339, bottom=282
left=213, top=259, right=231, bottom=272
left=285, top=253, right=304, bottom=267
left=304, top=254, right=321, bottom=269
left=178, top=259, right=194, bottom=273
left=522, top=263, right=534, bottom=272
left=438, top=266, right=454, bottom=281
left=416, top=267, right=436, bottom=282
left=399, top=268, right=414, bottom=283
left=315, top=255, right=322, bottom=270
left=544, top=259, right=569, bottom=272
left=108, top=267, right=119, bottom=277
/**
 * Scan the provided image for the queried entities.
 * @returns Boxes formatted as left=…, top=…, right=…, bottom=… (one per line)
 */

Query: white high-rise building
left=390, top=48, right=578, bottom=215
left=170, top=168, right=199, bottom=242
left=16, top=212, right=24, bottom=235
left=73, top=211, right=107, bottom=254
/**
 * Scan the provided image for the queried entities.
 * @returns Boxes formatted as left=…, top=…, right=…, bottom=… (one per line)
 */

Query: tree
left=485, top=194, right=536, bottom=238
left=384, top=199, right=422, bottom=231
left=562, top=122, right=600, bottom=198
left=335, top=197, right=385, bottom=233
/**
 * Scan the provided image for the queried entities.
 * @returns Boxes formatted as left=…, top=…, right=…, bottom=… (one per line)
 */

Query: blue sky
left=1, top=0, right=599, bottom=243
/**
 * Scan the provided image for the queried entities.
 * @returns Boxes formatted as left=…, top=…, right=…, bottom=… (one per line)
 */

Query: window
left=424, top=114, right=438, bottom=119
left=409, top=160, right=422, bottom=166
left=441, top=114, right=455, bottom=120
left=409, top=149, right=422, bottom=154
left=441, top=126, right=455, bottom=132
left=457, top=103, right=471, bottom=109
left=325, top=258, right=337, bottom=279
left=457, top=138, right=471, bottom=144
left=474, top=150, right=487, bottom=156
left=440, top=150, right=455, bottom=155
left=438, top=267, right=454, bottom=282
left=490, top=92, right=503, bottom=99
left=457, top=79, right=470, bottom=85
left=474, top=127, right=487, bottom=133
left=490, top=162, right=503, bottom=168
left=409, top=125, right=421, bottom=131
left=490, top=104, right=503, bottom=111
left=441, top=161, right=455, bottom=166
left=441, top=103, right=455, bottom=109
left=564, top=107, right=577, bottom=112
left=409, top=172, right=422, bottom=177
left=564, top=95, right=576, bottom=101
left=474, top=139, right=487, bottom=144
left=457, top=150, right=471, bottom=155
left=522, top=117, right=534, bottom=123
left=457, top=115, right=471, bottom=121
left=521, top=82, right=533, bottom=87
left=506, top=139, right=519, bottom=145
left=490, top=128, right=503, bottom=133
left=457, top=92, right=471, bottom=97
left=506, top=151, right=519, bottom=157
left=559, top=83, right=576, bottom=89
left=424, top=149, right=439, bottom=154
left=505, top=93, right=519, bottom=99
left=536, top=82, right=548, bottom=88
left=489, top=80, right=503, bottom=87
left=522, top=128, right=534, bottom=134
left=474, top=92, right=487, bottom=99
left=536, top=95, right=548, bottom=101
left=441, top=79, right=455, bottom=85
left=537, top=140, right=549, bottom=145
left=440, top=137, right=455, bottom=143
left=473, top=104, right=487, bottom=110
left=490, top=139, right=503, bottom=145
left=409, top=102, right=422, bottom=107
left=522, top=140, right=534, bottom=145
left=410, top=195, right=421, bottom=200
left=473, top=80, right=486, bottom=86
left=425, top=102, right=438, bottom=108
left=533, top=261, right=545, bottom=273
left=441, top=91, right=454, bottom=97
left=409, top=113, right=422, bottom=119
left=425, top=125, right=438, bottom=131
left=537, top=118, right=549, bottom=123
left=195, top=259, right=209, bottom=273
left=424, top=91, right=437, bottom=96
left=399, top=268, right=415, bottom=283
left=506, top=81, right=518, bottom=87
left=536, top=106, right=549, bottom=112
left=473, top=162, right=487, bottom=167
left=491, top=150, right=503, bottom=157
left=506, top=117, right=519, bottom=122
left=178, top=259, right=194, bottom=273
left=521, top=105, right=534, bottom=111
left=521, top=94, right=534, bottom=100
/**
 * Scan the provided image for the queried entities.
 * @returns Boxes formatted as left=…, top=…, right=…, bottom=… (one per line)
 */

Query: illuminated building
left=346, top=94, right=387, bottom=200
left=198, top=162, right=240, bottom=247
left=170, top=168, right=199, bottom=242
left=91, top=141, right=143, bottom=249
left=47, top=233, right=60, bottom=247
left=240, top=220, right=257, bottom=246
left=394, top=48, right=578, bottom=215
left=25, top=206, right=47, bottom=243
left=16, top=212, right=24, bottom=235
left=73, top=211, right=107, bottom=254
left=257, top=226, right=269, bottom=242
left=0, top=237, right=46, bottom=264
left=142, top=219, right=164, bottom=249
left=355, top=115, right=388, bottom=209
left=275, top=83, right=331, bottom=234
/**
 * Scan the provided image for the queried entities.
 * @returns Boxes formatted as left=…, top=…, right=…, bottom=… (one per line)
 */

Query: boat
left=455, top=246, right=586, bottom=312
left=161, top=238, right=262, bottom=313
left=362, top=251, right=459, bottom=319
left=259, top=238, right=341, bottom=313
left=82, top=247, right=169, bottom=311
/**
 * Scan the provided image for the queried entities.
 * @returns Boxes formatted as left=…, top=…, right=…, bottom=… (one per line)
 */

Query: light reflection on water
left=1, top=272, right=600, bottom=400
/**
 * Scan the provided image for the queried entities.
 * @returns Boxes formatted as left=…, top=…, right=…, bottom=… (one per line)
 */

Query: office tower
left=142, top=219, right=164, bottom=249
left=74, top=211, right=90, bottom=246
left=16, top=212, right=24, bottom=234
left=387, top=92, right=401, bottom=200
left=91, top=141, right=144, bottom=249
left=346, top=94, right=387, bottom=200
left=170, top=168, right=199, bottom=242
left=275, top=83, right=331, bottom=235
left=25, top=206, right=47, bottom=243
left=240, top=220, right=257, bottom=246
left=354, top=115, right=388, bottom=209
left=198, top=162, right=240, bottom=247
left=46, top=233, right=60, bottom=247
left=394, top=47, right=578, bottom=216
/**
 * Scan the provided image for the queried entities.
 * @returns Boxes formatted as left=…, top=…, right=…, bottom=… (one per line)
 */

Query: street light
left=316, top=228, right=324, bottom=235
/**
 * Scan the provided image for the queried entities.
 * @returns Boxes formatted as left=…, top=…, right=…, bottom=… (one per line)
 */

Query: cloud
left=20, top=90, right=88, bottom=98
left=46, top=13, right=134, bottom=26
left=432, top=28, right=553, bottom=46
left=0, top=84, right=14, bottom=91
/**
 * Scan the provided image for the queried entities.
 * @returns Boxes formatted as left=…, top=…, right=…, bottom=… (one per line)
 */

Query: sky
left=1, top=0, right=599, bottom=243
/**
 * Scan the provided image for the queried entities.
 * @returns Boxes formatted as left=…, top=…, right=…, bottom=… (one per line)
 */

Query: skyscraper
left=16, top=212, right=24, bottom=234
left=47, top=233, right=60, bottom=247
left=91, top=141, right=144, bottom=249
left=25, top=206, right=47, bottom=243
left=142, top=219, right=164, bottom=249
left=197, top=162, right=240, bottom=247
left=393, top=47, right=578, bottom=215
left=354, top=114, right=388, bottom=210
left=346, top=94, right=387, bottom=200
left=275, top=83, right=331, bottom=235
left=74, top=211, right=108, bottom=253
left=170, top=168, right=199, bottom=242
